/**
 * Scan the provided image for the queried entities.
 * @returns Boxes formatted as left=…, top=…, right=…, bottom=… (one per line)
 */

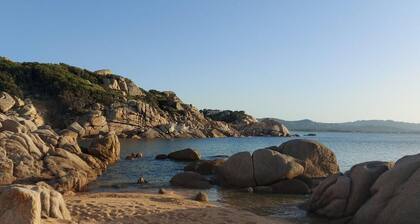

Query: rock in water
left=184, top=159, right=225, bottom=175
left=170, top=171, right=212, bottom=189
left=277, top=139, right=340, bottom=178
left=270, top=179, right=311, bottom=194
left=155, top=154, right=168, bottom=160
left=194, top=192, right=208, bottom=202
left=252, top=149, right=304, bottom=185
left=168, top=148, right=201, bottom=161
left=137, top=177, right=148, bottom=184
left=216, top=151, right=256, bottom=188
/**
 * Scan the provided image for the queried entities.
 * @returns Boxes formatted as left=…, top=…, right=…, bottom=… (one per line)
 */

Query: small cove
left=87, top=132, right=420, bottom=223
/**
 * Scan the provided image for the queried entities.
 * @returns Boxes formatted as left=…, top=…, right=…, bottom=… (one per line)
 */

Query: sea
left=87, top=132, right=420, bottom=223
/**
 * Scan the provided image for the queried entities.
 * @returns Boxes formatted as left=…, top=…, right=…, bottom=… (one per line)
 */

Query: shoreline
left=54, top=191, right=292, bottom=224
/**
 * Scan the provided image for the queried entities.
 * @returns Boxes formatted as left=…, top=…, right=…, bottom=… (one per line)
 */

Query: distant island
left=270, top=118, right=420, bottom=134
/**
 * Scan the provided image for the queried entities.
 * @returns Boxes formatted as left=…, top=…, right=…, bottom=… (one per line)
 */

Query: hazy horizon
left=2, top=0, right=420, bottom=123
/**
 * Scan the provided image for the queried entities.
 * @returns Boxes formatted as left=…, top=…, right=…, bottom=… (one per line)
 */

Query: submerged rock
left=126, top=152, right=143, bottom=160
left=137, top=177, right=148, bottom=184
left=168, top=148, right=201, bottom=161
left=155, top=154, right=168, bottom=160
left=170, top=171, right=212, bottom=189
left=270, top=179, right=311, bottom=194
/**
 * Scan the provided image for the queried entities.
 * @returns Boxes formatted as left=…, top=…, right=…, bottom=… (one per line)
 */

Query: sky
left=1, top=0, right=420, bottom=123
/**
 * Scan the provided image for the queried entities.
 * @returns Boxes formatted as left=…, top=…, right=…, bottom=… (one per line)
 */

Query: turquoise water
left=87, top=132, right=420, bottom=223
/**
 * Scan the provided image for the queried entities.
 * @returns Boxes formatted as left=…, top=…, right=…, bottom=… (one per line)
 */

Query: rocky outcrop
left=0, top=182, right=71, bottom=223
left=276, top=139, right=340, bottom=177
left=0, top=58, right=292, bottom=139
left=304, top=160, right=395, bottom=221
left=202, top=110, right=290, bottom=137
left=238, top=118, right=290, bottom=137
left=351, top=154, right=420, bottom=224
left=168, top=148, right=201, bottom=161
left=170, top=171, right=212, bottom=189
left=0, top=100, right=120, bottom=193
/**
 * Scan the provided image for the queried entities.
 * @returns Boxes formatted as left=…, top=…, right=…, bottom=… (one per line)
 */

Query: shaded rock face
left=351, top=154, right=420, bottom=224
left=304, top=161, right=394, bottom=219
left=87, top=132, right=121, bottom=165
left=0, top=185, right=41, bottom=224
left=253, top=149, right=304, bottom=186
left=0, top=182, right=71, bottom=223
left=216, top=151, right=256, bottom=188
left=170, top=171, right=212, bottom=189
left=168, top=148, right=201, bottom=161
left=277, top=139, right=340, bottom=178
left=184, top=159, right=225, bottom=175
left=270, top=179, right=311, bottom=194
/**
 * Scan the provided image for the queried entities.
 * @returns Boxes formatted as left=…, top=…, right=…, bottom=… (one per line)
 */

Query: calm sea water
left=87, top=132, right=420, bottom=223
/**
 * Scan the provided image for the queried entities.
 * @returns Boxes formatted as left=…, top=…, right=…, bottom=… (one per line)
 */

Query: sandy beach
left=42, top=192, right=291, bottom=224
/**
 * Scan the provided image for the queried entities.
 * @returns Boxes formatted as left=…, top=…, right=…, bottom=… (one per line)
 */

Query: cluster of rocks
left=215, top=139, right=339, bottom=193
left=4, top=73, right=290, bottom=140
left=168, top=139, right=340, bottom=195
left=0, top=92, right=121, bottom=193
left=125, top=152, right=143, bottom=160
left=0, top=91, right=122, bottom=223
left=303, top=153, right=420, bottom=224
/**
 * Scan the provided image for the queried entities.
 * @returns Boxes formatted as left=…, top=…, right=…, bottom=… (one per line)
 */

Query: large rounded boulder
left=216, top=151, right=256, bottom=188
left=277, top=139, right=339, bottom=177
left=253, top=149, right=304, bottom=185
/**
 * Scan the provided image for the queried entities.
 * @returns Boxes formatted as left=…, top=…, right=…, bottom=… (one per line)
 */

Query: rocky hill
left=0, top=57, right=289, bottom=139
left=270, top=118, right=420, bottom=134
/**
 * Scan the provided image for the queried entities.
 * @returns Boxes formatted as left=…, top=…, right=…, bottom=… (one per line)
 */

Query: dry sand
left=45, top=191, right=291, bottom=224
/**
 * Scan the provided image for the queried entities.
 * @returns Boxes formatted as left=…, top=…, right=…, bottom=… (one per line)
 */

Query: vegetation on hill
left=201, top=109, right=249, bottom=123
left=0, top=57, right=124, bottom=113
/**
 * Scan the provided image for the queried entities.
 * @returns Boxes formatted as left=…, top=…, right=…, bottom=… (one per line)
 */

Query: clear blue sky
left=1, top=0, right=420, bottom=123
